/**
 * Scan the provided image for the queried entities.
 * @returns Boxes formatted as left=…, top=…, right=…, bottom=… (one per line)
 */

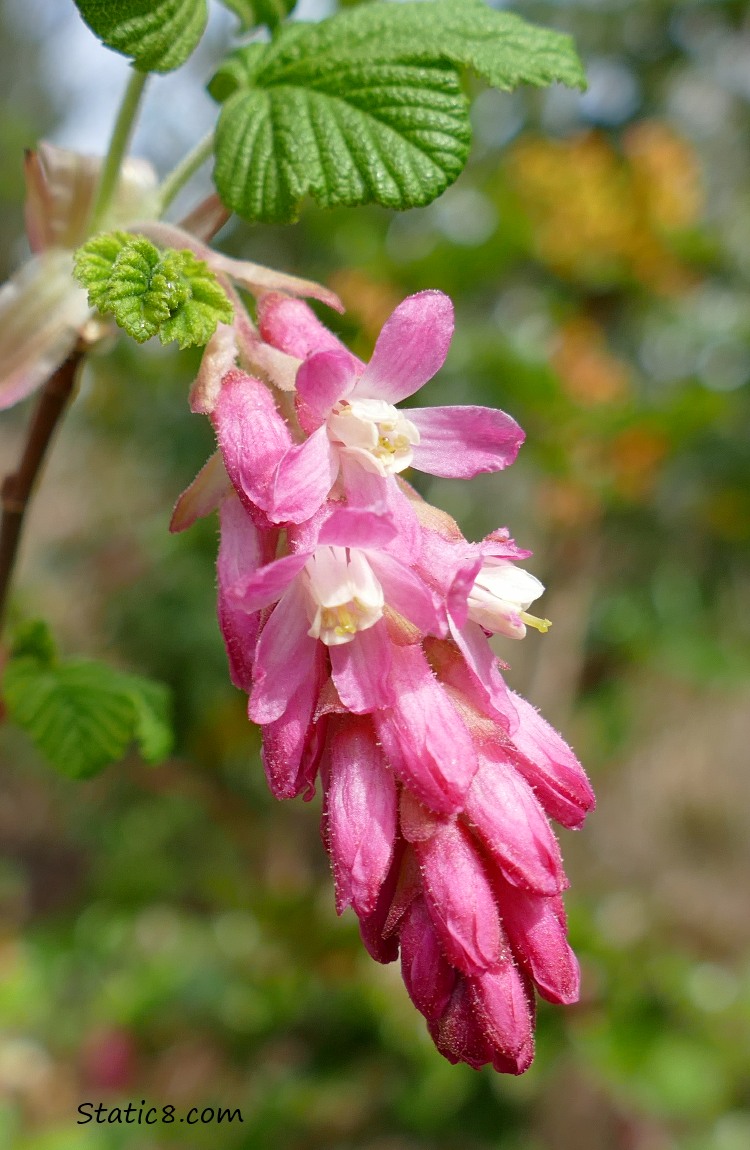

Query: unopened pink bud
left=495, top=875, right=581, bottom=1005
left=400, top=896, right=456, bottom=1022
left=325, top=717, right=397, bottom=916
left=415, top=821, right=503, bottom=977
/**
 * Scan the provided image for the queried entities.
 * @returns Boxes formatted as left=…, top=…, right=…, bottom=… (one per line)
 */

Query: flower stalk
left=158, top=131, right=215, bottom=215
left=88, top=68, right=149, bottom=234
left=0, top=347, right=84, bottom=632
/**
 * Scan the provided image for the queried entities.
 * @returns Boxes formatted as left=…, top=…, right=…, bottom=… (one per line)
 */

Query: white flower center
left=327, top=397, right=420, bottom=476
left=302, top=545, right=384, bottom=646
left=467, top=559, right=550, bottom=639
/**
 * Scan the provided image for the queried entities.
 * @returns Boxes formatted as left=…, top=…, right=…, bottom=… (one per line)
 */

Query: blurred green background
left=1, top=1, right=750, bottom=1147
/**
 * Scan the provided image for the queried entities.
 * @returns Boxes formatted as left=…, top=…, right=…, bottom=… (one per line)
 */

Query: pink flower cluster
left=177, top=289, right=595, bottom=1074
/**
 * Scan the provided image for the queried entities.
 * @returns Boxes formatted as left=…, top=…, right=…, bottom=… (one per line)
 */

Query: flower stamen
left=519, top=611, right=552, bottom=633
left=328, top=397, right=419, bottom=476
left=303, top=546, right=384, bottom=646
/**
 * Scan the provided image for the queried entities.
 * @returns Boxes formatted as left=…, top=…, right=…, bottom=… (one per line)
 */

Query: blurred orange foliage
left=506, top=123, right=703, bottom=294
left=608, top=425, right=670, bottom=500
left=552, top=315, right=631, bottom=407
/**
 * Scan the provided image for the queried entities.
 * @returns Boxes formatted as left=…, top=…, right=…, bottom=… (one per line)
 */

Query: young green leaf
left=104, top=235, right=176, bottom=342
left=73, top=0, right=207, bottom=74
left=218, top=0, right=297, bottom=32
left=209, top=0, right=586, bottom=224
left=3, top=643, right=174, bottom=779
left=156, top=250, right=235, bottom=350
left=75, top=231, right=131, bottom=311
left=74, top=233, right=233, bottom=349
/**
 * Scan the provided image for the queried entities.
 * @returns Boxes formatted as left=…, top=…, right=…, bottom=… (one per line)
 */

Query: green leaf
left=103, top=234, right=175, bottom=342
left=156, top=250, right=235, bottom=350
left=9, top=619, right=57, bottom=665
left=213, top=58, right=470, bottom=224
left=218, top=0, right=297, bottom=32
left=73, top=233, right=233, bottom=349
left=119, top=674, right=174, bottom=764
left=209, top=0, right=585, bottom=223
left=74, top=231, right=129, bottom=311
left=73, top=0, right=207, bottom=73
left=3, top=647, right=174, bottom=779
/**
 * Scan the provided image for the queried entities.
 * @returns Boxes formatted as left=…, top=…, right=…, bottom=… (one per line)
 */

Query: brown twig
left=0, top=348, right=84, bottom=632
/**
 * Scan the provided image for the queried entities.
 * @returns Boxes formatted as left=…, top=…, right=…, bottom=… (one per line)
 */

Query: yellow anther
left=335, top=606, right=357, bottom=634
left=519, top=611, right=552, bottom=633
left=322, top=605, right=358, bottom=637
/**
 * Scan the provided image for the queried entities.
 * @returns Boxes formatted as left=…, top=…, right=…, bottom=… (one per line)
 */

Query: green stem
left=88, top=68, right=149, bottom=234
left=158, top=131, right=215, bottom=214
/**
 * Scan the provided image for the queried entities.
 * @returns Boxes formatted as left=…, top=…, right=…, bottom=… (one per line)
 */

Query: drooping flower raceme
left=175, top=285, right=595, bottom=1075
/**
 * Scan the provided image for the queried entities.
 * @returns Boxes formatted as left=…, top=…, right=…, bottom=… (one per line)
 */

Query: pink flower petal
left=286, top=503, right=333, bottom=555
left=232, top=551, right=309, bottom=614
left=410, top=515, right=479, bottom=616
left=270, top=426, right=338, bottom=524
left=386, top=480, right=423, bottom=561
left=169, top=451, right=232, bottom=534
left=216, top=495, right=271, bottom=693
left=248, top=581, right=319, bottom=724
left=428, top=978, right=496, bottom=1070
left=367, top=552, right=445, bottom=637
left=383, top=846, right=422, bottom=937
left=449, top=620, right=519, bottom=733
left=400, top=896, right=456, bottom=1022
left=416, top=820, right=503, bottom=976
left=339, top=454, right=390, bottom=515
left=213, top=370, right=292, bottom=514
left=490, top=1038, right=536, bottom=1076
left=262, top=646, right=328, bottom=800
left=495, top=878, right=580, bottom=1005
left=465, top=755, right=567, bottom=895
left=479, top=529, right=533, bottom=562
left=325, top=717, right=398, bottom=915
left=445, top=557, right=483, bottom=630
left=318, top=508, right=397, bottom=549
left=295, top=348, right=359, bottom=433
left=507, top=691, right=596, bottom=829
left=408, top=406, right=525, bottom=478
left=354, top=291, right=454, bottom=404
left=189, top=323, right=237, bottom=414
left=258, top=294, right=353, bottom=360
left=330, top=619, right=394, bottom=713
left=232, top=308, right=301, bottom=392
left=373, top=645, right=477, bottom=815
left=399, top=789, right=446, bottom=843
left=469, top=963, right=535, bottom=1067
left=358, top=837, right=406, bottom=965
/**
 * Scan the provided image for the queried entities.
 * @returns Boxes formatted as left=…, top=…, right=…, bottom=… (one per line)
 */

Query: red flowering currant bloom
left=212, top=291, right=524, bottom=526
left=173, top=284, right=595, bottom=1075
